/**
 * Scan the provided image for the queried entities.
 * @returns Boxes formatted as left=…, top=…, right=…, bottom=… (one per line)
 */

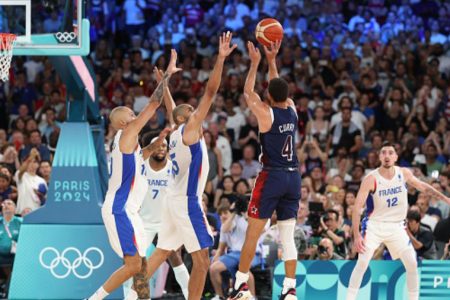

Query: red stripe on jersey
left=248, top=170, right=269, bottom=219
left=130, top=176, right=135, bottom=191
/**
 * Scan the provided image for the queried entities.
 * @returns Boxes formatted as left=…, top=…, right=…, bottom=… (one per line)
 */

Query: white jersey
left=139, top=159, right=172, bottom=230
left=168, top=124, right=209, bottom=198
left=364, top=166, right=408, bottom=223
left=103, top=130, right=148, bottom=214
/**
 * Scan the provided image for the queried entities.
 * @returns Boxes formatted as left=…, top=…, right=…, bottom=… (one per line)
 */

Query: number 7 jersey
left=259, top=106, right=299, bottom=169
left=364, top=166, right=408, bottom=223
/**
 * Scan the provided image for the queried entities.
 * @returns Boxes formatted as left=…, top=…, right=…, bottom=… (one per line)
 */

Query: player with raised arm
left=346, top=141, right=450, bottom=300
left=86, top=64, right=179, bottom=300
left=228, top=41, right=300, bottom=300
left=125, top=51, right=190, bottom=300
left=133, top=33, right=236, bottom=300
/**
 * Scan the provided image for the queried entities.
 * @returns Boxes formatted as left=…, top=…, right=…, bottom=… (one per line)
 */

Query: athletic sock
left=282, top=277, right=296, bottom=294
left=88, top=286, right=109, bottom=300
left=173, top=264, right=190, bottom=299
left=234, top=271, right=249, bottom=290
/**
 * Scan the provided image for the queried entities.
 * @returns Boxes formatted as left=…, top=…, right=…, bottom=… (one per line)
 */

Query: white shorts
left=102, top=208, right=148, bottom=258
left=363, top=219, right=413, bottom=259
left=145, top=225, right=160, bottom=246
left=157, top=195, right=214, bottom=253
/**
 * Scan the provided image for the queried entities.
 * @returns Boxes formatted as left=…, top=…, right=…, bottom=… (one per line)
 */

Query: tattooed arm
left=402, top=167, right=450, bottom=205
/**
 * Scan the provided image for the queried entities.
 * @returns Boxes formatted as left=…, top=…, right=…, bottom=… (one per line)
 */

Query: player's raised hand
left=247, top=41, right=261, bottom=65
left=218, top=31, right=237, bottom=58
left=354, top=232, right=366, bottom=254
left=263, top=40, right=281, bottom=62
left=166, top=49, right=182, bottom=76
left=153, top=67, right=164, bottom=84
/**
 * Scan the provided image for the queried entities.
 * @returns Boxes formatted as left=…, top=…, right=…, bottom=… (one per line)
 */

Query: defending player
left=346, top=142, right=450, bottom=300
left=86, top=61, right=178, bottom=300
left=126, top=134, right=190, bottom=300
left=228, top=41, right=300, bottom=300
left=133, top=33, right=236, bottom=300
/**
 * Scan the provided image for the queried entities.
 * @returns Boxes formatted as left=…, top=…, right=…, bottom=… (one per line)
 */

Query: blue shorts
left=219, top=251, right=262, bottom=277
left=248, top=170, right=300, bottom=220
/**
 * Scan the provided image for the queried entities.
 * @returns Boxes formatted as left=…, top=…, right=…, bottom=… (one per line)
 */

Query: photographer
left=313, top=238, right=344, bottom=260
left=320, top=209, right=346, bottom=258
left=209, top=199, right=261, bottom=300
left=406, top=210, right=437, bottom=259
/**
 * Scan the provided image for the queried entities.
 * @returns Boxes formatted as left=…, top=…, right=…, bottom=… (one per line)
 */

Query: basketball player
left=125, top=134, right=190, bottom=300
left=132, top=33, right=236, bottom=300
left=86, top=58, right=179, bottom=300
left=346, top=142, right=450, bottom=300
left=228, top=41, right=300, bottom=300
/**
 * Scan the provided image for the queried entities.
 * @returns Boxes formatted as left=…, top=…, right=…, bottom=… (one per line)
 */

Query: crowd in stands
left=1, top=0, right=450, bottom=297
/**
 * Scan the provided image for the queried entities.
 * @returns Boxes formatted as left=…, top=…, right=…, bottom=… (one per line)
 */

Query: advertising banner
left=272, top=260, right=450, bottom=299
left=9, top=224, right=123, bottom=299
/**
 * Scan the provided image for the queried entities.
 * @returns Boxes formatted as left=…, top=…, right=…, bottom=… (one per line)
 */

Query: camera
left=318, top=245, right=328, bottom=255
left=308, top=202, right=325, bottom=230
left=231, top=196, right=249, bottom=215
left=322, top=213, right=330, bottom=222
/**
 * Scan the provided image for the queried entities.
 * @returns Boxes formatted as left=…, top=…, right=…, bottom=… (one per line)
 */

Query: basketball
left=255, top=18, right=284, bottom=47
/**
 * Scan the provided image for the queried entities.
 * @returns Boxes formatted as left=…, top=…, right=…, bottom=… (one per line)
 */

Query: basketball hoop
left=0, top=33, right=16, bottom=82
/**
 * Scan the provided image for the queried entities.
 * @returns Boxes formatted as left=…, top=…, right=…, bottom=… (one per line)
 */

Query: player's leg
left=89, top=252, right=142, bottom=300
left=248, top=272, right=256, bottom=297
left=399, top=248, right=419, bottom=300
left=276, top=171, right=301, bottom=299
left=346, top=222, right=381, bottom=300
left=230, top=171, right=278, bottom=299
left=90, top=212, right=144, bottom=300
left=209, top=258, right=228, bottom=298
left=189, top=248, right=211, bottom=299
left=168, top=249, right=189, bottom=299
left=177, top=195, right=214, bottom=299
left=384, top=224, right=418, bottom=300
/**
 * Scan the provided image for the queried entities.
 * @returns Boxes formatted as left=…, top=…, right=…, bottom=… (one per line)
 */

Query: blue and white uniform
left=361, top=166, right=412, bottom=259
left=157, top=124, right=214, bottom=253
left=102, top=130, right=148, bottom=258
left=139, top=159, right=172, bottom=244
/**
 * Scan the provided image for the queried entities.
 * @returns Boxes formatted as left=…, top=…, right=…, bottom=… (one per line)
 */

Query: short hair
left=381, top=141, right=395, bottom=150
left=407, top=210, right=421, bottom=222
left=217, top=203, right=230, bottom=215
left=0, top=173, right=10, bottom=182
left=268, top=78, right=289, bottom=103
left=326, top=209, right=339, bottom=221
left=172, top=104, right=192, bottom=125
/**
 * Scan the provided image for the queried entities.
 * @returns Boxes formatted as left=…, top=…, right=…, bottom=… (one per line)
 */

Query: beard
left=152, top=155, right=165, bottom=162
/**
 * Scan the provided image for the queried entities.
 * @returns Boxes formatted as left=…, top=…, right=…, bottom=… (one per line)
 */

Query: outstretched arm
left=263, top=40, right=281, bottom=81
left=154, top=49, right=181, bottom=128
left=183, top=32, right=236, bottom=145
left=142, top=127, right=172, bottom=160
left=244, top=41, right=272, bottom=132
left=402, top=168, right=450, bottom=205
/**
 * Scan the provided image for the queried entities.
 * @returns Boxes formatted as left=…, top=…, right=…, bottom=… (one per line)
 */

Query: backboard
left=0, top=0, right=89, bottom=56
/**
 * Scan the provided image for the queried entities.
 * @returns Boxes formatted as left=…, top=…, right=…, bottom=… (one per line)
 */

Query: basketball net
left=0, top=33, right=16, bottom=82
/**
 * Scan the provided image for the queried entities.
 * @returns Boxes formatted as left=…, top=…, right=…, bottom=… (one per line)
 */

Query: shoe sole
left=228, top=290, right=252, bottom=300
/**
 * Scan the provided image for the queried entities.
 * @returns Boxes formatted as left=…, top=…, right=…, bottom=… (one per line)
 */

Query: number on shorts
left=386, top=197, right=398, bottom=207
left=281, top=135, right=293, bottom=161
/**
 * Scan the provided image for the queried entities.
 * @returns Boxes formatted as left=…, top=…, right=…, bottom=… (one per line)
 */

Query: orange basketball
left=255, top=18, right=284, bottom=47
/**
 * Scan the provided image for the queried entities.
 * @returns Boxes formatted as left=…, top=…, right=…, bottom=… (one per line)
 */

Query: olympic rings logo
left=55, top=32, right=77, bottom=43
left=39, top=247, right=104, bottom=279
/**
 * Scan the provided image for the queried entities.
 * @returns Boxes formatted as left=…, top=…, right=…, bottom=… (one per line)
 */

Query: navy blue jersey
left=259, top=106, right=299, bottom=168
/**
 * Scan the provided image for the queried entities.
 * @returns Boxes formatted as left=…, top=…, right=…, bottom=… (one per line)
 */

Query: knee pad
left=278, top=219, right=297, bottom=261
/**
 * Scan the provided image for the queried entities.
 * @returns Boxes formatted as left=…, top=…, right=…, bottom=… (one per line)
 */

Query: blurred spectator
left=313, top=238, right=344, bottom=260
left=0, top=173, right=16, bottom=203
left=19, top=130, right=51, bottom=163
left=38, top=160, right=52, bottom=185
left=0, top=199, right=22, bottom=295
left=239, top=145, right=260, bottom=180
left=14, top=149, right=47, bottom=215
left=319, top=209, right=346, bottom=258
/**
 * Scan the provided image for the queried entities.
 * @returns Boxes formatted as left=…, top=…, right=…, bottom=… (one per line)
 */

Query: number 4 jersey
left=259, top=106, right=299, bottom=169
left=364, top=166, right=408, bottom=223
